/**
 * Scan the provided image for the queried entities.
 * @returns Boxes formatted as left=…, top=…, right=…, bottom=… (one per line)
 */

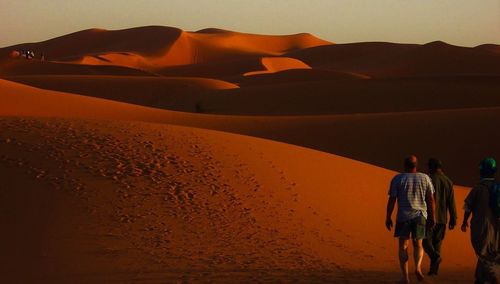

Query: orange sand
left=1, top=26, right=498, bottom=283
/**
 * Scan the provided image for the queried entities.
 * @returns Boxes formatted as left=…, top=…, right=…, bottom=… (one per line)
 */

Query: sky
left=1, top=0, right=499, bottom=47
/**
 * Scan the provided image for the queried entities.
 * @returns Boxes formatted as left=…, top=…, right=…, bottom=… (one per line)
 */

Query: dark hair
left=428, top=158, right=442, bottom=170
left=404, top=155, right=417, bottom=170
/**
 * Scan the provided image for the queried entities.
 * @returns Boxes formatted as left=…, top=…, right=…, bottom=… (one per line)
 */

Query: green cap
left=479, top=157, right=497, bottom=176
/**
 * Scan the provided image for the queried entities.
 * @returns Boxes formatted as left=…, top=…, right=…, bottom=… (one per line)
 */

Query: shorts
left=395, top=216, right=426, bottom=240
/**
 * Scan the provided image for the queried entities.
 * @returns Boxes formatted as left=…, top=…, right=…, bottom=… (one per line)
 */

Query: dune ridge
left=1, top=24, right=497, bottom=283
left=244, top=57, right=311, bottom=76
left=5, top=75, right=500, bottom=115
left=288, top=41, right=500, bottom=77
left=0, top=26, right=332, bottom=72
left=0, top=115, right=474, bottom=283
left=2, top=78, right=500, bottom=187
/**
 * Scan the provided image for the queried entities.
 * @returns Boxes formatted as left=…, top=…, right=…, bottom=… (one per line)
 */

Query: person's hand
left=449, top=219, right=456, bottom=230
left=427, top=218, right=435, bottom=230
left=461, top=222, right=468, bottom=232
left=386, top=218, right=393, bottom=231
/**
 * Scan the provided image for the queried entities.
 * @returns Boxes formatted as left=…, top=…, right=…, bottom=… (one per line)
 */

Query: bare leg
left=399, top=238, right=410, bottom=283
left=413, top=239, right=425, bottom=281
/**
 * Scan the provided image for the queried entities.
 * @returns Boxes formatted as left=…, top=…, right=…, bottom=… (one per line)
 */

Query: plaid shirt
left=389, top=172, right=435, bottom=222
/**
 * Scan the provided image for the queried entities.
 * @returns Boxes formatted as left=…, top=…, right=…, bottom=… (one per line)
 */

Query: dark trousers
left=475, top=258, right=498, bottom=284
left=423, top=223, right=446, bottom=260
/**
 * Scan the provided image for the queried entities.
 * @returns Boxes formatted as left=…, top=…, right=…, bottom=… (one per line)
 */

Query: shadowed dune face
left=0, top=26, right=332, bottom=72
left=0, top=60, right=157, bottom=76
left=288, top=42, right=500, bottom=78
left=1, top=26, right=183, bottom=60
left=475, top=44, right=500, bottom=54
left=235, top=69, right=369, bottom=86
left=2, top=78, right=499, bottom=187
left=4, top=75, right=500, bottom=115
left=0, top=25, right=498, bottom=283
left=2, top=76, right=238, bottom=112
left=0, top=117, right=475, bottom=282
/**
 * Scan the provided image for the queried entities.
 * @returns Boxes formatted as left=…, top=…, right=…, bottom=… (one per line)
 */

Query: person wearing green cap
left=461, top=157, right=499, bottom=284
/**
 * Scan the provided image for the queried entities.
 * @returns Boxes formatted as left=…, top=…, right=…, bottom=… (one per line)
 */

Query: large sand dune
left=288, top=41, right=500, bottom=78
left=2, top=75, right=238, bottom=111
left=5, top=75, right=500, bottom=115
left=0, top=117, right=474, bottom=283
left=0, top=60, right=155, bottom=76
left=2, top=78, right=499, bottom=187
left=0, top=26, right=331, bottom=72
left=243, top=57, right=311, bottom=76
left=1, top=25, right=498, bottom=283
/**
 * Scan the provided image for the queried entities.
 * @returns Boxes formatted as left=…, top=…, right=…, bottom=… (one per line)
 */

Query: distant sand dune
left=236, top=69, right=369, bottom=86
left=2, top=75, right=238, bottom=112
left=244, top=57, right=311, bottom=76
left=475, top=44, right=500, bottom=54
left=288, top=41, right=500, bottom=77
left=2, top=79, right=500, bottom=187
left=0, top=26, right=497, bottom=283
left=0, top=26, right=332, bottom=72
left=0, top=59, right=155, bottom=76
left=5, top=76, right=500, bottom=115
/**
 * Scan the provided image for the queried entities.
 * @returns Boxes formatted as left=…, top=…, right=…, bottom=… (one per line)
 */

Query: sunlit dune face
left=0, top=25, right=498, bottom=283
left=244, top=57, right=311, bottom=76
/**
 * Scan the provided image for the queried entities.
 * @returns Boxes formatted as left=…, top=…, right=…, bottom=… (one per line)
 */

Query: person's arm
left=426, top=188, right=436, bottom=229
left=386, top=196, right=397, bottom=230
left=461, top=186, right=476, bottom=232
left=461, top=211, right=471, bottom=232
left=448, top=182, right=458, bottom=230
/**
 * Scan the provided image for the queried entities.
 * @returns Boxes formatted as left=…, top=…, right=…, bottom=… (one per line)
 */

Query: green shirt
left=430, top=171, right=457, bottom=224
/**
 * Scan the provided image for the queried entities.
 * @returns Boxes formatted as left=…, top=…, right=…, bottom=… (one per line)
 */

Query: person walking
left=423, top=158, right=457, bottom=276
left=386, top=155, right=436, bottom=283
left=461, top=157, right=499, bottom=284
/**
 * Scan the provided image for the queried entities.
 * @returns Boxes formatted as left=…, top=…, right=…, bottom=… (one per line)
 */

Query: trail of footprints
left=0, top=117, right=352, bottom=273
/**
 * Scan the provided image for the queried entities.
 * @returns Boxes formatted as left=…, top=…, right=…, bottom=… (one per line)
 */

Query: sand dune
left=1, top=26, right=183, bottom=61
left=3, top=75, right=238, bottom=111
left=0, top=117, right=474, bottom=282
left=178, top=76, right=500, bottom=115
left=5, top=76, right=500, bottom=115
left=475, top=44, right=500, bottom=54
left=0, top=26, right=332, bottom=72
left=1, top=23, right=497, bottom=282
left=243, top=57, right=311, bottom=76
left=236, top=69, right=369, bottom=86
left=158, top=57, right=266, bottom=78
left=2, top=78, right=499, bottom=188
left=288, top=41, right=500, bottom=78
left=0, top=59, right=155, bottom=76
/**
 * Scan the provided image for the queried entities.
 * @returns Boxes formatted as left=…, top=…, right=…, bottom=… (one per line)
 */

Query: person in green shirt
left=423, top=158, right=457, bottom=276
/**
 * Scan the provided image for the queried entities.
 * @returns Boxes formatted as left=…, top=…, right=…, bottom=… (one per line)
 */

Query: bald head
left=404, top=155, right=418, bottom=172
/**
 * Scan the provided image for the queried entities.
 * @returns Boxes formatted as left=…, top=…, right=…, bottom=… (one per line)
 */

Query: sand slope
left=0, top=59, right=156, bottom=76
left=5, top=76, right=500, bottom=115
left=0, top=117, right=474, bottom=283
left=2, top=78, right=500, bottom=187
left=0, top=26, right=332, bottom=72
left=3, top=75, right=238, bottom=111
left=236, top=69, right=369, bottom=86
left=243, top=57, right=311, bottom=76
left=0, top=24, right=496, bottom=283
left=288, top=41, right=500, bottom=78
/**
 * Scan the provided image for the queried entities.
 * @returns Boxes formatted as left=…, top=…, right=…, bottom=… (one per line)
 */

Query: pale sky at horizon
left=1, top=0, right=499, bottom=48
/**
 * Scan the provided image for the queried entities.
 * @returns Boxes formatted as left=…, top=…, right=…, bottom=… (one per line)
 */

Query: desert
left=1, top=23, right=499, bottom=283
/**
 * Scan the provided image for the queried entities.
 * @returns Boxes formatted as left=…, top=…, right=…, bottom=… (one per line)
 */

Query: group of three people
left=386, top=155, right=499, bottom=284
